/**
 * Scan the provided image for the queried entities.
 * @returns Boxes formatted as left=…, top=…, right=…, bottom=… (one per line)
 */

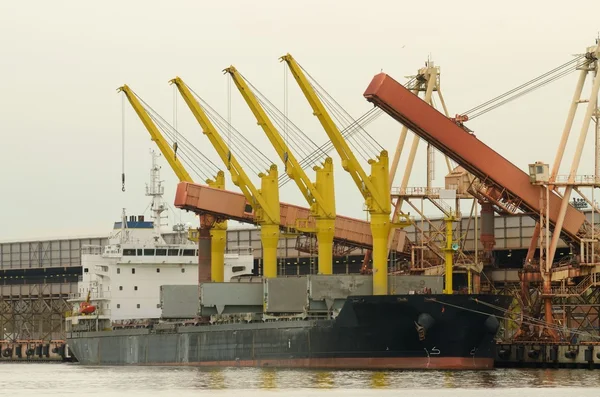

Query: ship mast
left=146, top=150, right=167, bottom=241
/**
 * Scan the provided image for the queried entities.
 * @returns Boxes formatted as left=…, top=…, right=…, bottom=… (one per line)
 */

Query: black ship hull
left=67, top=294, right=512, bottom=370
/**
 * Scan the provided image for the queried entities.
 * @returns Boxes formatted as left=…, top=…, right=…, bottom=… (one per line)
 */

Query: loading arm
left=280, top=53, right=411, bottom=295
left=224, top=66, right=336, bottom=275
left=169, top=77, right=281, bottom=278
left=117, top=84, right=228, bottom=282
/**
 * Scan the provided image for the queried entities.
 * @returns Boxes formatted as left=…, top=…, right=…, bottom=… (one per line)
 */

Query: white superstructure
left=66, top=151, right=254, bottom=331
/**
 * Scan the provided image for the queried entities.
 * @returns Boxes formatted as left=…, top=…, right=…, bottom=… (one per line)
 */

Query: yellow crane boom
left=280, top=54, right=410, bottom=295
left=224, top=66, right=336, bottom=275
left=169, top=77, right=281, bottom=279
left=117, top=84, right=228, bottom=282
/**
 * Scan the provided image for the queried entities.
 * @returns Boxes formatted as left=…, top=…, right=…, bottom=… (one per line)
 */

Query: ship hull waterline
left=67, top=294, right=512, bottom=370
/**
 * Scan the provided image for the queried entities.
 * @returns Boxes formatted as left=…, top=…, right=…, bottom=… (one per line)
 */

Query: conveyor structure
left=174, top=182, right=408, bottom=254
left=363, top=73, right=589, bottom=247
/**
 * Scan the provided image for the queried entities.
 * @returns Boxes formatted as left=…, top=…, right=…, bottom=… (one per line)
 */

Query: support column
left=198, top=228, right=211, bottom=283
left=480, top=202, right=496, bottom=259
left=473, top=273, right=481, bottom=294
left=315, top=219, right=334, bottom=275
left=315, top=157, right=335, bottom=275
left=444, top=217, right=454, bottom=294
left=261, top=224, right=280, bottom=278
left=258, top=165, right=281, bottom=279
left=210, top=228, right=226, bottom=282
left=371, top=212, right=391, bottom=295
left=208, top=171, right=227, bottom=282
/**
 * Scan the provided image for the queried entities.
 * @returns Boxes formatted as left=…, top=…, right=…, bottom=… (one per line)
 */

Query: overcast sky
left=1, top=0, right=599, bottom=241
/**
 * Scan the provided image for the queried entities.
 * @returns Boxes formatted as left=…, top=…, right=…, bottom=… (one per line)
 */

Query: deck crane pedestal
left=170, top=77, right=281, bottom=279
left=281, top=54, right=411, bottom=295
left=224, top=66, right=336, bottom=275
left=117, top=85, right=228, bottom=282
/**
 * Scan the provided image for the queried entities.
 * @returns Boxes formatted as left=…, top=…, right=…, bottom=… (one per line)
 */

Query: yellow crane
left=224, top=66, right=336, bottom=275
left=280, top=54, right=411, bottom=295
left=169, top=77, right=281, bottom=279
left=117, top=84, right=228, bottom=282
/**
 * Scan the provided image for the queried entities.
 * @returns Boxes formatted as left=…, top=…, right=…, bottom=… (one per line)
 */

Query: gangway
left=363, top=73, right=587, bottom=246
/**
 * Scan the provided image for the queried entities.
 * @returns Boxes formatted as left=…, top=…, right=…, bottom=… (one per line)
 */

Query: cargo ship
left=67, top=292, right=510, bottom=369
left=64, top=151, right=512, bottom=370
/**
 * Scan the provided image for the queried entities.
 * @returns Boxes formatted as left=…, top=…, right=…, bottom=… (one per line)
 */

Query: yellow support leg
left=371, top=212, right=391, bottom=296
left=208, top=172, right=227, bottom=283
left=316, top=218, right=335, bottom=275
left=261, top=223, right=280, bottom=278
left=210, top=228, right=226, bottom=282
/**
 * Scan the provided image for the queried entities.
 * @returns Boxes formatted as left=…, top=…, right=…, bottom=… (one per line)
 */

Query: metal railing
left=549, top=273, right=599, bottom=296
left=81, top=245, right=102, bottom=255
left=390, top=186, right=442, bottom=197
left=554, top=174, right=600, bottom=185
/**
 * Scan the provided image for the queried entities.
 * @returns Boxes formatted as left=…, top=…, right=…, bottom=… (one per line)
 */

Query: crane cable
left=283, top=61, right=289, bottom=172
left=461, top=55, right=588, bottom=120
left=278, top=106, right=384, bottom=187
left=298, top=62, right=384, bottom=159
left=277, top=74, right=417, bottom=185
left=238, top=71, right=325, bottom=160
left=185, top=83, right=274, bottom=175
left=227, top=76, right=232, bottom=170
left=462, top=55, right=583, bottom=116
left=131, top=89, right=222, bottom=182
left=429, top=297, right=600, bottom=341
left=121, top=93, right=126, bottom=192
left=172, top=85, right=179, bottom=160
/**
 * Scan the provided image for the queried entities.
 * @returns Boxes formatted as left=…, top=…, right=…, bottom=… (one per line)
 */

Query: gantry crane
left=170, top=77, right=281, bottom=279
left=224, top=66, right=336, bottom=275
left=280, top=54, right=411, bottom=295
left=117, top=85, right=228, bottom=282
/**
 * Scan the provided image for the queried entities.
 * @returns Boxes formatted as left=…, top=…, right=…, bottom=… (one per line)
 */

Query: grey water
left=1, top=363, right=599, bottom=396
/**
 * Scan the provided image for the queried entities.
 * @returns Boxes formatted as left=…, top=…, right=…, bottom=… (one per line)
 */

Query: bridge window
left=156, top=249, right=167, bottom=256
left=143, top=249, right=155, bottom=256
left=181, top=268, right=185, bottom=273
left=132, top=268, right=136, bottom=274
left=119, top=286, right=123, bottom=291
left=232, top=266, right=246, bottom=273
left=167, top=249, right=179, bottom=256
left=117, top=304, right=120, bottom=309
left=134, top=286, right=138, bottom=291
left=137, top=304, right=140, bottom=309
left=117, top=268, right=120, bottom=274
left=156, top=268, right=160, bottom=273
left=156, top=304, right=161, bottom=308
left=84, top=268, right=88, bottom=273
left=123, top=249, right=136, bottom=256
left=182, top=249, right=195, bottom=256
left=137, top=249, right=142, bottom=256
left=244, top=204, right=253, bottom=214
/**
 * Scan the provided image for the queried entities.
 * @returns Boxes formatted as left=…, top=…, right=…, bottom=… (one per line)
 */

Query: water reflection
left=260, top=368, right=277, bottom=389
left=443, top=371, right=455, bottom=388
left=370, top=371, right=389, bottom=388
left=183, top=367, right=600, bottom=390
left=2, top=363, right=599, bottom=396
left=313, top=371, right=335, bottom=388
left=206, top=368, right=226, bottom=389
